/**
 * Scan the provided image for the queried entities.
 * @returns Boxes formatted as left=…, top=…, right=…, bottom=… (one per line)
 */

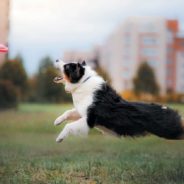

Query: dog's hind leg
left=54, top=108, right=81, bottom=126
left=56, top=117, right=89, bottom=143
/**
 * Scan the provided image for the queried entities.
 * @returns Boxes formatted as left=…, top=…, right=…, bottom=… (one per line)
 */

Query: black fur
left=87, top=83, right=184, bottom=139
left=64, top=63, right=85, bottom=83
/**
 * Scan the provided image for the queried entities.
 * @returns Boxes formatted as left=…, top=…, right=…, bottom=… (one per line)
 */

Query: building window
left=142, top=37, right=158, bottom=45
left=141, top=48, right=157, bottom=57
left=148, top=60, right=156, bottom=68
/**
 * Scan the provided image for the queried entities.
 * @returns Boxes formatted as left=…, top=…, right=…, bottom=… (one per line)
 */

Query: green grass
left=0, top=103, right=184, bottom=184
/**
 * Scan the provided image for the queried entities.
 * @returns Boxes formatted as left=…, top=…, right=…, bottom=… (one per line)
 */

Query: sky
left=9, top=0, right=184, bottom=75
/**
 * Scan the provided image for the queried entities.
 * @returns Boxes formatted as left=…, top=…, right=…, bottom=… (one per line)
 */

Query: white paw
left=56, top=136, right=64, bottom=143
left=54, top=116, right=66, bottom=126
left=54, top=119, right=61, bottom=126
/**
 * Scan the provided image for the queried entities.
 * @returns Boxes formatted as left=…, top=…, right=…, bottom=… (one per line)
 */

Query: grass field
left=0, top=103, right=184, bottom=184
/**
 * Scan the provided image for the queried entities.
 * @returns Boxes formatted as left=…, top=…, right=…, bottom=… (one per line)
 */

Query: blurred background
left=0, top=1, right=184, bottom=184
left=1, top=0, right=184, bottom=107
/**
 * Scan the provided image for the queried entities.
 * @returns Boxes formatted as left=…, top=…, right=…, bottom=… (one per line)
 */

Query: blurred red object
left=0, top=44, right=8, bottom=53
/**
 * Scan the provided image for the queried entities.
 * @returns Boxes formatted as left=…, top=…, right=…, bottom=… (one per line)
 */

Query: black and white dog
left=53, top=59, right=184, bottom=142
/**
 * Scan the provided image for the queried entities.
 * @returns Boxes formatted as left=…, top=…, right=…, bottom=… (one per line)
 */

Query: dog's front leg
left=56, top=117, right=89, bottom=143
left=54, top=108, right=81, bottom=126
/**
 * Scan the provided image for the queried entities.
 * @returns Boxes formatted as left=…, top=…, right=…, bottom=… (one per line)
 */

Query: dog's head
left=53, top=59, right=86, bottom=84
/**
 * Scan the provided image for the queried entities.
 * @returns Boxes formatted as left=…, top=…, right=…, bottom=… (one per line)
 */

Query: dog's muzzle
left=53, top=59, right=66, bottom=84
left=53, top=76, right=64, bottom=83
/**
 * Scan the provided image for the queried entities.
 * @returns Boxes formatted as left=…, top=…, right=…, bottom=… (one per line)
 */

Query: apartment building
left=175, top=36, right=184, bottom=93
left=100, top=17, right=184, bottom=94
left=63, top=17, right=184, bottom=94
left=0, top=0, right=9, bottom=64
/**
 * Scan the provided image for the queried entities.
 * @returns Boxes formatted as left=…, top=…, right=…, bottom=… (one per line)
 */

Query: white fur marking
left=54, top=108, right=81, bottom=126
left=56, top=117, right=89, bottom=142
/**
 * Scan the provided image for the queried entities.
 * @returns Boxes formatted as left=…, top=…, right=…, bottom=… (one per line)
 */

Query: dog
left=53, top=59, right=184, bottom=143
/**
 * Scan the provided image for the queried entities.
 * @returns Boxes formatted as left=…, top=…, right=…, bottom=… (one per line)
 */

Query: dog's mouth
left=53, top=76, right=64, bottom=83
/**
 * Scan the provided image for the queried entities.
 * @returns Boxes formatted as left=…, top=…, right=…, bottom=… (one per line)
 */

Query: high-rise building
left=175, top=36, right=184, bottom=93
left=100, top=17, right=184, bottom=94
left=63, top=17, right=184, bottom=94
left=0, top=0, right=10, bottom=64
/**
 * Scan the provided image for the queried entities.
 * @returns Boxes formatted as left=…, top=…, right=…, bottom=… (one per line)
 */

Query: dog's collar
left=69, top=76, right=92, bottom=93
left=81, top=76, right=91, bottom=84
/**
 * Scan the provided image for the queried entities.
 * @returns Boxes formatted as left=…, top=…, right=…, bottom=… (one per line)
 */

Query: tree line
left=0, top=55, right=71, bottom=109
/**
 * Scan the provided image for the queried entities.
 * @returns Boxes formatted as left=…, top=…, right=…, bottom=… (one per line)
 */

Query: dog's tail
left=166, top=109, right=184, bottom=140
left=136, top=104, right=184, bottom=140
left=154, top=107, right=184, bottom=140
left=177, top=119, right=184, bottom=139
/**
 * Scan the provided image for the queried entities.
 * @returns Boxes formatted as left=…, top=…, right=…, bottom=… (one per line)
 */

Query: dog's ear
left=81, top=60, right=86, bottom=66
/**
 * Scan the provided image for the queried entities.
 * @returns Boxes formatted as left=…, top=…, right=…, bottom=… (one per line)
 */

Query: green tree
left=0, top=56, right=28, bottom=100
left=133, top=62, right=159, bottom=95
left=15, top=54, right=24, bottom=64
left=0, top=80, right=18, bottom=109
left=27, top=76, right=38, bottom=102
left=37, top=56, right=71, bottom=102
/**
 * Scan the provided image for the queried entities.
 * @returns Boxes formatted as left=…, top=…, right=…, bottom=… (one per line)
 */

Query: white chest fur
left=71, top=76, right=104, bottom=117
left=72, top=93, right=93, bottom=117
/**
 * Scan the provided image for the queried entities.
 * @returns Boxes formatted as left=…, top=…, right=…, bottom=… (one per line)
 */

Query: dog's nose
left=56, top=59, right=59, bottom=62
